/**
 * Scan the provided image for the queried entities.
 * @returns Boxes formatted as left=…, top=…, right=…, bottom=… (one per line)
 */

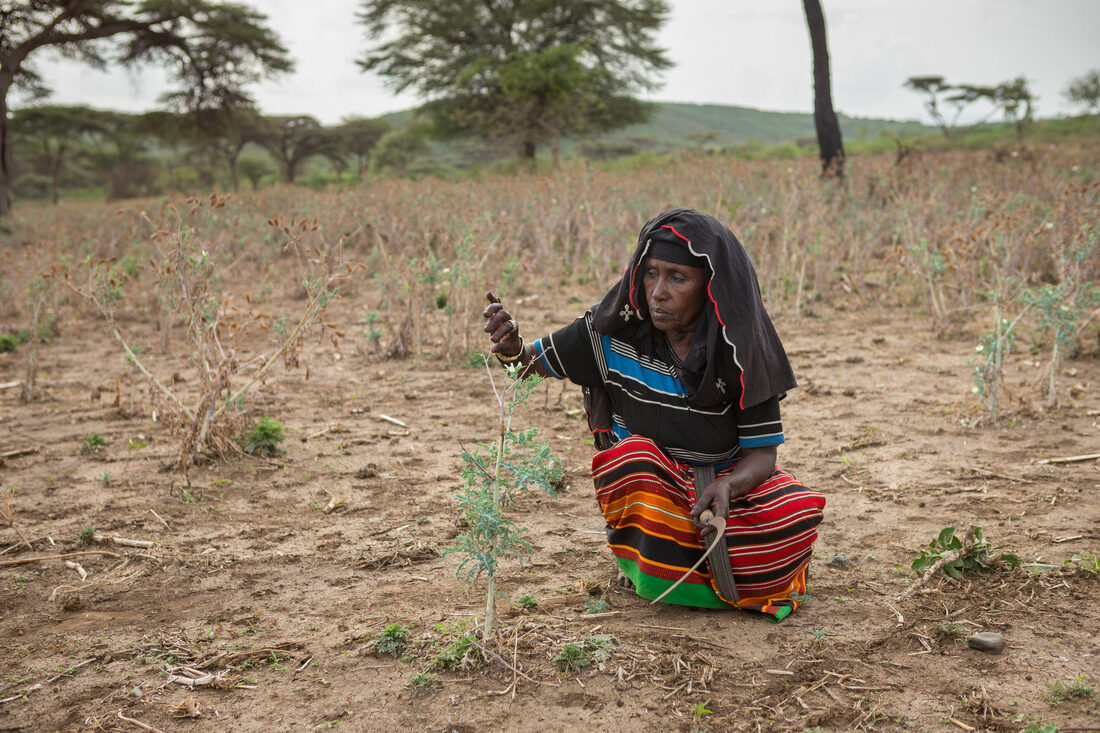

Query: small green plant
left=127, top=439, right=147, bottom=451
left=102, top=472, right=111, bottom=486
left=406, top=671, right=439, bottom=696
left=373, top=623, right=411, bottom=658
left=551, top=635, right=617, bottom=674
left=690, top=698, right=714, bottom=723
left=431, top=633, right=478, bottom=670
left=808, top=628, right=827, bottom=647
left=243, top=417, right=285, bottom=457
left=1065, top=553, right=1100, bottom=575
left=445, top=361, right=563, bottom=642
left=1022, top=724, right=1060, bottom=733
left=514, top=594, right=538, bottom=610
left=82, top=434, right=108, bottom=453
left=911, top=526, right=1020, bottom=579
left=77, top=526, right=97, bottom=546
left=1044, top=675, right=1094, bottom=706
left=0, top=333, right=20, bottom=352
left=938, top=621, right=969, bottom=641
left=584, top=595, right=610, bottom=614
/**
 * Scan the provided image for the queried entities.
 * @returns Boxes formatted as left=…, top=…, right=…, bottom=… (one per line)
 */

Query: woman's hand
left=483, top=291, right=523, bottom=358
left=689, top=445, right=778, bottom=537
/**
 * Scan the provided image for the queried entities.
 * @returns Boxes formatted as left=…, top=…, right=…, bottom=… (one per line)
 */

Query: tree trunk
left=0, top=76, right=14, bottom=217
left=802, top=0, right=845, bottom=178
left=517, top=138, right=536, bottom=171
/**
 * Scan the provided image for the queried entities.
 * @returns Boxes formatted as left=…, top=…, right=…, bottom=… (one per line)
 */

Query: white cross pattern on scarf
left=619, top=304, right=635, bottom=321
left=716, top=378, right=726, bottom=393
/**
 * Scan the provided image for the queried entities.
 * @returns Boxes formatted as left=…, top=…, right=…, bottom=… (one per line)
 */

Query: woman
left=483, top=209, right=824, bottom=621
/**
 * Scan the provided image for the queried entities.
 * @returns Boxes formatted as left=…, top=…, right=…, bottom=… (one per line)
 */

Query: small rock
left=131, top=686, right=144, bottom=698
left=967, top=632, right=1006, bottom=654
left=825, top=553, right=851, bottom=570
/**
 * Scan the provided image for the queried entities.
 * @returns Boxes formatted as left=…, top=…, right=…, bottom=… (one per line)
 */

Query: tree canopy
left=1063, top=69, right=1100, bottom=115
left=356, top=0, right=671, bottom=166
left=0, top=0, right=293, bottom=215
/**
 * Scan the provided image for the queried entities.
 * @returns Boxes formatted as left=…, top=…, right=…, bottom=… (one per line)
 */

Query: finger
left=489, top=319, right=519, bottom=343
left=486, top=291, right=501, bottom=305
left=482, top=302, right=503, bottom=321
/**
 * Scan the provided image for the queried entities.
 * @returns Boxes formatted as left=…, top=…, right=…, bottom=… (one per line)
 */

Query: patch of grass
left=1065, top=553, right=1100, bottom=575
left=406, top=671, right=439, bottom=696
left=243, top=416, right=285, bottom=457
left=514, top=593, right=538, bottom=610
left=1044, top=675, right=1094, bottom=706
left=938, top=621, right=970, bottom=642
left=431, top=633, right=479, bottom=670
left=373, top=623, right=411, bottom=658
left=584, top=595, right=609, bottom=614
left=551, top=634, right=618, bottom=674
left=81, top=434, right=108, bottom=453
left=77, top=526, right=96, bottom=546
left=0, top=333, right=22, bottom=352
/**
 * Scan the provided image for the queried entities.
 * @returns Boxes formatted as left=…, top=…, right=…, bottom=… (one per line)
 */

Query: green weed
left=1044, top=675, right=1094, bottom=706
left=373, top=623, right=411, bottom=658
left=243, top=417, right=285, bottom=457
left=911, top=526, right=1020, bottom=579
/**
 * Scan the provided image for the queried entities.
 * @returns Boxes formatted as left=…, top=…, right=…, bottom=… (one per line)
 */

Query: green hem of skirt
left=616, top=557, right=794, bottom=622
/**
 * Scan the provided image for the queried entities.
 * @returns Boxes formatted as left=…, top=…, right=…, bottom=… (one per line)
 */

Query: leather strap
left=694, top=465, right=740, bottom=604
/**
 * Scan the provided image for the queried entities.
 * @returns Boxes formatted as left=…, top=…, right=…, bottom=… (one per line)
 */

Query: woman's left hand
left=689, top=445, right=778, bottom=536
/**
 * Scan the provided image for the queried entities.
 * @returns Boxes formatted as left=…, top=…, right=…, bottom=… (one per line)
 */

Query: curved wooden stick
left=649, top=510, right=726, bottom=605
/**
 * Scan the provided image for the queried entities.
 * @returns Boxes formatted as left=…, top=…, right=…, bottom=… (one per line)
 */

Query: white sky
left=22, top=0, right=1100, bottom=125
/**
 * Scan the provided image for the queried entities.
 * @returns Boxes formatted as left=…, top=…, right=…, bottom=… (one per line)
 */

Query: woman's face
left=642, top=258, right=709, bottom=336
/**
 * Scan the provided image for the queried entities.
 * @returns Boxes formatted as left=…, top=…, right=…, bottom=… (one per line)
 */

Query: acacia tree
left=0, top=0, right=291, bottom=216
left=802, top=0, right=844, bottom=178
left=356, top=0, right=670, bottom=166
left=253, top=115, right=339, bottom=183
left=1064, top=69, right=1100, bottom=115
left=331, top=117, right=391, bottom=180
left=993, top=77, right=1036, bottom=141
left=11, top=105, right=103, bottom=204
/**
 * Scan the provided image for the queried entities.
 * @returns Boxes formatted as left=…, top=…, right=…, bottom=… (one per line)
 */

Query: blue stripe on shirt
left=602, top=335, right=682, bottom=395
left=739, top=433, right=785, bottom=448
left=533, top=338, right=564, bottom=380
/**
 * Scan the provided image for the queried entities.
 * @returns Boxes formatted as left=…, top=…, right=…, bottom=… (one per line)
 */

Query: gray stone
left=825, top=553, right=851, bottom=570
left=967, top=632, right=1007, bottom=654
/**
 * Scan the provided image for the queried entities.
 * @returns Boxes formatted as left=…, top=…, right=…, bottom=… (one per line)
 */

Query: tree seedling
left=445, top=360, right=563, bottom=643
left=243, top=417, right=285, bottom=457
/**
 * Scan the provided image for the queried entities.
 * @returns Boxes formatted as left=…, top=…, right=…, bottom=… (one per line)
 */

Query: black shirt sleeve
left=531, top=313, right=604, bottom=389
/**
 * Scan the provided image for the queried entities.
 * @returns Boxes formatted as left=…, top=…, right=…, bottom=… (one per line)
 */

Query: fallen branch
left=94, top=533, right=154, bottom=548
left=65, top=560, right=88, bottom=581
left=1035, top=452, right=1100, bottom=465
left=1, top=447, right=38, bottom=459
left=895, top=528, right=975, bottom=603
left=0, top=380, right=21, bottom=390
left=376, top=414, right=408, bottom=428
left=0, top=550, right=122, bottom=568
left=117, top=710, right=169, bottom=733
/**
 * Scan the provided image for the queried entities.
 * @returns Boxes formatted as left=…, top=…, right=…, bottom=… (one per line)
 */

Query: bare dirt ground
left=1, top=280, right=1098, bottom=733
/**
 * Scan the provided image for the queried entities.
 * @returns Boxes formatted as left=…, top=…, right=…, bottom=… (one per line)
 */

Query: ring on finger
left=507, top=319, right=519, bottom=334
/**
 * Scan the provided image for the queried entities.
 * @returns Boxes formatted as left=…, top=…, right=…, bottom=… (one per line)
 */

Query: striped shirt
left=534, top=313, right=784, bottom=464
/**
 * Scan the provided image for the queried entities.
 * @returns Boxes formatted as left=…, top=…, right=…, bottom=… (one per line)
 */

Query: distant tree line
left=904, top=69, right=1100, bottom=140
left=9, top=105, right=398, bottom=203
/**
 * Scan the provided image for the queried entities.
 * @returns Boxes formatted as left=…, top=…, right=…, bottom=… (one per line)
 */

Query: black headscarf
left=590, top=208, right=796, bottom=410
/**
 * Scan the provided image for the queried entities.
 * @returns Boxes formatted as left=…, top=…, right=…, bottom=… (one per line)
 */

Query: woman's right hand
left=483, top=291, right=523, bottom=358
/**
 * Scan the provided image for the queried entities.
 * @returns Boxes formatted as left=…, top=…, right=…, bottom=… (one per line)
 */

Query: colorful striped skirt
left=593, top=436, right=825, bottom=621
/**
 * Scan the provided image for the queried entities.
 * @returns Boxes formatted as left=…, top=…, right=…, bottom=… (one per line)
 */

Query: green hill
left=379, top=101, right=935, bottom=168
left=601, top=102, right=932, bottom=147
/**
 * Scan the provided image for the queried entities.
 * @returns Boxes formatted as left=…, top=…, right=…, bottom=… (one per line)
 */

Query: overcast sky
left=23, top=0, right=1100, bottom=125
